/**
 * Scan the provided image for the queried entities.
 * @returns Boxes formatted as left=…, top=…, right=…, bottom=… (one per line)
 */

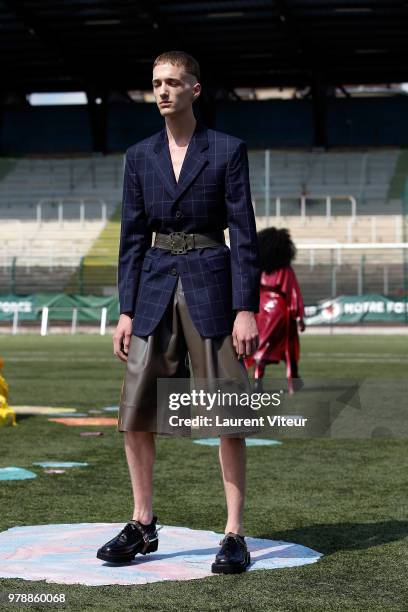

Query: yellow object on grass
left=0, top=357, right=17, bottom=427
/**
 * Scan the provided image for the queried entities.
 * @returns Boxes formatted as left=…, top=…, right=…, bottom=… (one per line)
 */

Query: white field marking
left=305, top=358, right=407, bottom=363
left=4, top=352, right=407, bottom=364
left=1, top=351, right=111, bottom=357
left=0, top=351, right=108, bottom=355
left=3, top=357, right=118, bottom=362
left=7, top=350, right=403, bottom=357
left=5, top=356, right=408, bottom=365
left=304, top=352, right=407, bottom=358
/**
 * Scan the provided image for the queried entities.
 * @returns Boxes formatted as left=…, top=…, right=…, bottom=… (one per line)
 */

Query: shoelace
left=118, top=523, right=137, bottom=542
left=218, top=534, right=247, bottom=552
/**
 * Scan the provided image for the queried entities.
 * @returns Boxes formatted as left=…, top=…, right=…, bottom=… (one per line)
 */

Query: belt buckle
left=169, top=231, right=188, bottom=255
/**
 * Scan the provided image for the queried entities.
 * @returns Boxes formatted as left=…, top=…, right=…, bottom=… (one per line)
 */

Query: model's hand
left=232, top=311, right=259, bottom=358
left=298, top=318, right=306, bottom=332
left=113, top=314, right=133, bottom=362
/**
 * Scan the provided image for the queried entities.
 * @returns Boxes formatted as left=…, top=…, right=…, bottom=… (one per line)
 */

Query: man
left=97, top=51, right=260, bottom=574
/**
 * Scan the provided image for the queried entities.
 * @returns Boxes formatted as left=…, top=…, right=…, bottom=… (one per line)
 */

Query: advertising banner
left=304, top=295, right=408, bottom=324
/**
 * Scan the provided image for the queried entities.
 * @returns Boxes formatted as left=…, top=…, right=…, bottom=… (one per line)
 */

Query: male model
left=97, top=51, right=260, bottom=574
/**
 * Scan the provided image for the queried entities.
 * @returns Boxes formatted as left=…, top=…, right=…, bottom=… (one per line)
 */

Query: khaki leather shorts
left=118, top=276, right=257, bottom=436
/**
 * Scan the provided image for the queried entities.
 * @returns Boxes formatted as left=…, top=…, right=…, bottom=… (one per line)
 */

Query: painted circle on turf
left=193, top=438, right=282, bottom=446
left=0, top=523, right=321, bottom=585
left=33, top=462, right=89, bottom=468
left=0, top=467, right=37, bottom=480
left=11, top=406, right=78, bottom=415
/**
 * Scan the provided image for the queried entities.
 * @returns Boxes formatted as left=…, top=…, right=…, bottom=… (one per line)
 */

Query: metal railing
left=249, top=148, right=398, bottom=218
left=0, top=243, right=406, bottom=299
left=36, top=197, right=107, bottom=224
left=259, top=194, right=357, bottom=221
left=295, top=243, right=408, bottom=300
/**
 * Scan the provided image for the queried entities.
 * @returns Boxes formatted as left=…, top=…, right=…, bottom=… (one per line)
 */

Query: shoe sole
left=96, top=538, right=158, bottom=564
left=211, top=552, right=251, bottom=574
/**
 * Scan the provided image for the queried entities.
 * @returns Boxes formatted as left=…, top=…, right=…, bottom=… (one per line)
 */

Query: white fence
left=5, top=306, right=110, bottom=336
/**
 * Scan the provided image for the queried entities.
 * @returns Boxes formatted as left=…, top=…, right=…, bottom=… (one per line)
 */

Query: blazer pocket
left=206, top=255, right=229, bottom=271
left=192, top=184, right=218, bottom=199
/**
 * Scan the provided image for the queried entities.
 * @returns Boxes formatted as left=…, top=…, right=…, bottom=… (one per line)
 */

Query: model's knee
left=124, top=431, right=154, bottom=445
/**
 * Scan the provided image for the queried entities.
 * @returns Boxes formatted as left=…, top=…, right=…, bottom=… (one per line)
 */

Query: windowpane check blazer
left=118, top=120, right=261, bottom=338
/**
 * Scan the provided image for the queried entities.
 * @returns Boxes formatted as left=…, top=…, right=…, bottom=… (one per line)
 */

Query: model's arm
left=114, top=148, right=152, bottom=362
left=225, top=141, right=261, bottom=357
left=118, top=148, right=152, bottom=315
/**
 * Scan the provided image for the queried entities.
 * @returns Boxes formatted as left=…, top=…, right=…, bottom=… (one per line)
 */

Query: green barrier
left=1, top=293, right=408, bottom=325
left=305, top=294, right=408, bottom=325
left=0, top=294, right=120, bottom=322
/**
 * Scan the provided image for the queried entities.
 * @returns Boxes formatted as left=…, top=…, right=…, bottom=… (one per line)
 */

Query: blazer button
left=171, top=267, right=177, bottom=275
left=175, top=210, right=182, bottom=218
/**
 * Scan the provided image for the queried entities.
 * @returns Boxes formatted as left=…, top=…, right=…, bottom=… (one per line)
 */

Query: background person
left=244, top=227, right=305, bottom=394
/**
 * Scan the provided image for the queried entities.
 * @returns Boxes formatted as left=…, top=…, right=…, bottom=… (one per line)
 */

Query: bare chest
left=169, top=145, right=189, bottom=183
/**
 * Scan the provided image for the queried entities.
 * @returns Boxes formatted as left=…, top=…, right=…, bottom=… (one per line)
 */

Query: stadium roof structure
left=1, top=0, right=408, bottom=96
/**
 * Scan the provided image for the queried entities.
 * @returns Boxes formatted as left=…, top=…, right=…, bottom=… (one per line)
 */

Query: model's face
left=152, top=62, right=200, bottom=116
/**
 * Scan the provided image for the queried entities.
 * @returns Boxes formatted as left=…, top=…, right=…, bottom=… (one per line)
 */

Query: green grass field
left=0, top=334, right=407, bottom=611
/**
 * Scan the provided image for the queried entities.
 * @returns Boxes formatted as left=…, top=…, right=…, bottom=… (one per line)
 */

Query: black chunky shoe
left=211, top=532, right=251, bottom=574
left=96, top=516, right=159, bottom=564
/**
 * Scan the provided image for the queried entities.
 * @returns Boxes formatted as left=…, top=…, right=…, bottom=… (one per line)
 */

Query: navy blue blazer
left=117, top=120, right=260, bottom=338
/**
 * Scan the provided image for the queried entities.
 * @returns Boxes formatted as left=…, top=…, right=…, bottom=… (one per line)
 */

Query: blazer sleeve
left=224, top=141, right=261, bottom=313
left=117, top=148, right=152, bottom=316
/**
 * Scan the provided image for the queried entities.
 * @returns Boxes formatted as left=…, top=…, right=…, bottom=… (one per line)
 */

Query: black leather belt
left=154, top=231, right=225, bottom=255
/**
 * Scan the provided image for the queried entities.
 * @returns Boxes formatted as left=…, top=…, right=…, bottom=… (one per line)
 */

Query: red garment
left=244, top=266, right=305, bottom=382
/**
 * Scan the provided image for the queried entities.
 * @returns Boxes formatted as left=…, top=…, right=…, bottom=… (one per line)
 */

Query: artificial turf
left=0, top=334, right=407, bottom=611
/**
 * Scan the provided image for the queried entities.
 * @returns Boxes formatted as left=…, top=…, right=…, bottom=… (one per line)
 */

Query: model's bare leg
left=218, top=437, right=246, bottom=536
left=124, top=431, right=155, bottom=524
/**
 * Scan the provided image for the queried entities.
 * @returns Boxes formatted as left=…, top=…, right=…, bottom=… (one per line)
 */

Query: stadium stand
left=0, top=155, right=123, bottom=220
left=249, top=149, right=401, bottom=216
left=2, top=221, right=105, bottom=259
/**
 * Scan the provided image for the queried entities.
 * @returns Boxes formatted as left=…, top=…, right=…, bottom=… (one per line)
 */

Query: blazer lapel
left=152, top=129, right=177, bottom=200
left=151, top=120, right=209, bottom=202
left=174, top=121, right=209, bottom=201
